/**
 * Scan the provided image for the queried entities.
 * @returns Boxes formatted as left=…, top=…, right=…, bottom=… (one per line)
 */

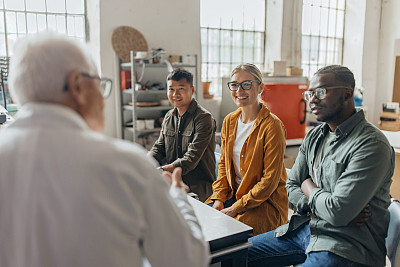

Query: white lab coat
left=0, top=103, right=209, bottom=267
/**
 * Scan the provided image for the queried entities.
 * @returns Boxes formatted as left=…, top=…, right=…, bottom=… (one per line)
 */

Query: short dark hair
left=315, top=65, right=355, bottom=89
left=167, top=68, right=194, bottom=87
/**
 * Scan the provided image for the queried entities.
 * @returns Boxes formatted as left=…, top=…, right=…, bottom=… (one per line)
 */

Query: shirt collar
left=319, top=108, right=364, bottom=138
left=16, top=102, right=89, bottom=130
left=173, top=98, right=197, bottom=117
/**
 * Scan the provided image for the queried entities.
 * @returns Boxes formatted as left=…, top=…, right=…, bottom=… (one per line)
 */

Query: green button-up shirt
left=276, top=109, right=395, bottom=267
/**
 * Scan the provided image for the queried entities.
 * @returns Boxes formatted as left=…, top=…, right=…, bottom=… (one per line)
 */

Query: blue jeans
left=248, top=223, right=367, bottom=267
left=207, top=194, right=237, bottom=208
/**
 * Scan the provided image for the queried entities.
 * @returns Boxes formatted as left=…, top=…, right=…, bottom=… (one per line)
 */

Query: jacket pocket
left=181, top=129, right=193, bottom=154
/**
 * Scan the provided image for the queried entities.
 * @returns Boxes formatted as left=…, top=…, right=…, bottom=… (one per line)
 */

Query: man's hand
left=212, top=200, right=224, bottom=211
left=221, top=206, right=238, bottom=218
left=161, top=164, right=175, bottom=173
left=348, top=204, right=371, bottom=227
left=162, top=167, right=189, bottom=192
left=301, top=178, right=317, bottom=199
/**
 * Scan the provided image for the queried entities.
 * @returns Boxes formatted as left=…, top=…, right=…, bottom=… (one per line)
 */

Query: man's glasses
left=227, top=80, right=260, bottom=91
left=302, top=86, right=350, bottom=101
left=80, top=72, right=112, bottom=98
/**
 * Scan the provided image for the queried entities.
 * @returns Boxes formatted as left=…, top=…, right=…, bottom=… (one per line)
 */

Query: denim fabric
left=248, top=223, right=368, bottom=267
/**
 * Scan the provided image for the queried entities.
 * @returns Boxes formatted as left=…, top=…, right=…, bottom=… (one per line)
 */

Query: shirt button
left=240, top=168, right=242, bottom=171
left=178, top=131, right=181, bottom=133
left=241, top=155, right=244, bottom=157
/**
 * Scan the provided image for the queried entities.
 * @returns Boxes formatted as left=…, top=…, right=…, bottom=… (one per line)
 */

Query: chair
left=386, top=199, right=400, bottom=267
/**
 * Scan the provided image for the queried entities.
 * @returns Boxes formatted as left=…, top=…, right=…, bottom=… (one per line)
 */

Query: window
left=0, top=0, right=86, bottom=57
left=301, top=0, right=346, bottom=78
left=200, top=0, right=265, bottom=96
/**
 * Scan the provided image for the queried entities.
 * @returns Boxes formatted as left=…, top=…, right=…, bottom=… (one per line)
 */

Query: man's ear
left=191, top=85, right=195, bottom=95
left=344, top=88, right=354, bottom=101
left=65, top=70, right=85, bottom=105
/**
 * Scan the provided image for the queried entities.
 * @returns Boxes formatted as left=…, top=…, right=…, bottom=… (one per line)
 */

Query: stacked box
left=379, top=111, right=400, bottom=131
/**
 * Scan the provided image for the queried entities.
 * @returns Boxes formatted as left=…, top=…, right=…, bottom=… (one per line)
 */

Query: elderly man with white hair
left=0, top=33, right=209, bottom=267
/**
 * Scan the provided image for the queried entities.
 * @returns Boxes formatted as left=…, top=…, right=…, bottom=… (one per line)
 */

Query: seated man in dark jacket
left=149, top=68, right=216, bottom=202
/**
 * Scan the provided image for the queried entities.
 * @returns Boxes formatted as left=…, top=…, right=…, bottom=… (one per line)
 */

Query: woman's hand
left=212, top=200, right=224, bottom=211
left=221, top=206, right=238, bottom=218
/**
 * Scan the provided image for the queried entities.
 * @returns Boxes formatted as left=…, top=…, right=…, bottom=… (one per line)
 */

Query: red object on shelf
left=262, top=80, right=308, bottom=140
left=120, top=71, right=131, bottom=90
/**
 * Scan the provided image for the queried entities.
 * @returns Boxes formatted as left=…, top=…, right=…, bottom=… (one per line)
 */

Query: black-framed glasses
left=227, top=80, right=261, bottom=91
left=80, top=72, right=112, bottom=98
left=302, top=86, right=350, bottom=101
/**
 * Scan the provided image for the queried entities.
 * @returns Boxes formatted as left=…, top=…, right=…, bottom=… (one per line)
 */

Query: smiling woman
left=205, top=63, right=289, bottom=236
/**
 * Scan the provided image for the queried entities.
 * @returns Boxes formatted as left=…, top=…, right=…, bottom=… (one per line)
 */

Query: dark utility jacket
left=149, top=99, right=216, bottom=202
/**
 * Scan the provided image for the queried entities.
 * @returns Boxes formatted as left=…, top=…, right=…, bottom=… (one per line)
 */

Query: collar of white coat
left=15, top=102, right=89, bottom=130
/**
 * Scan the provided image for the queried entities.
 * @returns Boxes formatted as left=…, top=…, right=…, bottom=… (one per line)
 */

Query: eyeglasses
left=80, top=72, right=112, bottom=98
left=302, top=86, right=350, bottom=101
left=227, top=80, right=260, bottom=91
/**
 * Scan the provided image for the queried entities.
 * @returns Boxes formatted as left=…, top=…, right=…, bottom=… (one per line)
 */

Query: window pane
left=336, top=10, right=344, bottom=37
left=27, top=13, right=38, bottom=33
left=208, top=45, right=219, bottom=63
left=74, top=16, right=85, bottom=38
left=0, top=34, right=6, bottom=56
left=16, top=12, right=27, bottom=34
left=232, top=31, right=242, bottom=47
left=48, top=15, right=57, bottom=31
left=4, top=0, right=24, bottom=10
left=26, top=0, right=46, bottom=12
left=67, top=0, right=84, bottom=14
left=337, top=0, right=345, bottom=9
left=311, top=6, right=321, bottom=35
left=0, top=12, right=4, bottom=33
left=6, top=12, right=17, bottom=34
left=207, top=29, right=219, bottom=46
left=329, top=0, right=337, bottom=8
left=328, top=9, right=337, bottom=37
left=67, top=16, right=75, bottom=36
left=202, top=63, right=209, bottom=80
left=47, top=0, right=66, bottom=13
left=302, top=5, right=312, bottom=35
left=221, top=45, right=231, bottom=63
left=320, top=7, right=328, bottom=36
left=56, top=15, right=66, bottom=34
left=244, top=32, right=255, bottom=47
left=243, top=47, right=253, bottom=62
left=6, top=33, right=18, bottom=56
left=232, top=46, right=242, bottom=63
left=37, top=14, right=47, bottom=32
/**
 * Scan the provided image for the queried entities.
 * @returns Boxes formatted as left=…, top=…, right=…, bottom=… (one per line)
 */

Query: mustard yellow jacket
left=206, top=105, right=288, bottom=235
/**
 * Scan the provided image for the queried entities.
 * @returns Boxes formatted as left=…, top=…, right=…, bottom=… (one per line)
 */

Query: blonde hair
left=230, top=63, right=263, bottom=84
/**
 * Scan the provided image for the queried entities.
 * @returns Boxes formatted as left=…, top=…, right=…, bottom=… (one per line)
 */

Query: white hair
left=8, top=33, right=94, bottom=105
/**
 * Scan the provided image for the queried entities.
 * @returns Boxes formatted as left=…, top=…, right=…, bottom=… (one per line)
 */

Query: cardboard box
left=273, top=61, right=287, bottom=76
left=286, top=67, right=303, bottom=76
left=379, top=111, right=400, bottom=131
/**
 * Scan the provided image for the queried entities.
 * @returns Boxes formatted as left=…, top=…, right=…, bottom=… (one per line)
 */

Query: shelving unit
left=119, top=51, right=198, bottom=146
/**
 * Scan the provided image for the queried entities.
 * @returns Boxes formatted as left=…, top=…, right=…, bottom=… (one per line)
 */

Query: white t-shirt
left=0, top=103, right=208, bottom=267
left=233, top=116, right=256, bottom=186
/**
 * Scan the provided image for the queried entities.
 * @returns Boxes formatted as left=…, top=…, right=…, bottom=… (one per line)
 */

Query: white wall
left=343, top=0, right=381, bottom=123
left=87, top=0, right=201, bottom=137
left=374, top=0, right=400, bottom=123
